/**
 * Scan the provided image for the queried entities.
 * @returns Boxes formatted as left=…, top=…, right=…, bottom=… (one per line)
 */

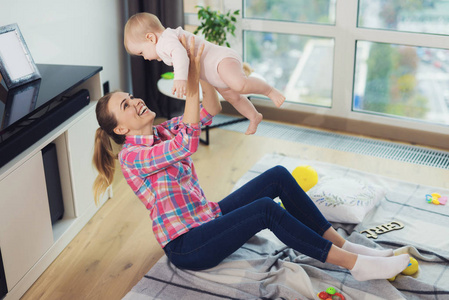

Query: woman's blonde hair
left=124, top=12, right=165, bottom=52
left=92, top=92, right=126, bottom=205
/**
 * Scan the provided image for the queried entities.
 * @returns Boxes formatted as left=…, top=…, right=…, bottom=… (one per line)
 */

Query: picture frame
left=0, top=23, right=41, bottom=89
left=1, top=79, right=41, bottom=132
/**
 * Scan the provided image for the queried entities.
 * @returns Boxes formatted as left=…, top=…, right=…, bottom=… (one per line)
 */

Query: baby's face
left=126, top=38, right=161, bottom=62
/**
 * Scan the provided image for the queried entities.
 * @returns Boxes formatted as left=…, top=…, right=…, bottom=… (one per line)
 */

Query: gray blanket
left=123, top=154, right=449, bottom=300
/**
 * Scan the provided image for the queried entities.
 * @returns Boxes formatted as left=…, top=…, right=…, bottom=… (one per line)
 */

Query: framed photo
left=1, top=79, right=41, bottom=132
left=0, top=23, right=41, bottom=89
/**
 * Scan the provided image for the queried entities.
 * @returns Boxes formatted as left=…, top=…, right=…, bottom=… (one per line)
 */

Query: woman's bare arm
left=200, top=80, right=222, bottom=116
left=181, top=35, right=204, bottom=125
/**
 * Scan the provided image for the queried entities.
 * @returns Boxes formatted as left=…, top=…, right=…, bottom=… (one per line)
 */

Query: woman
left=93, top=36, right=409, bottom=281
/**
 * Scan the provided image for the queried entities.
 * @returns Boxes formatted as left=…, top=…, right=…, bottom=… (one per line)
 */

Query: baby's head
left=124, top=12, right=165, bottom=61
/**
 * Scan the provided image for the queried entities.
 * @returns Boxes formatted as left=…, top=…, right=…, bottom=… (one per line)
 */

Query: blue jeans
left=163, top=165, right=333, bottom=270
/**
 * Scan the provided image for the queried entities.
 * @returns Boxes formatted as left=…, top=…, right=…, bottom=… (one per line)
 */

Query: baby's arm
left=172, top=79, right=187, bottom=98
left=170, top=42, right=190, bottom=98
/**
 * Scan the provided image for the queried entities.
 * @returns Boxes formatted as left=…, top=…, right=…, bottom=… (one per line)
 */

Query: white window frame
left=185, top=0, right=449, bottom=140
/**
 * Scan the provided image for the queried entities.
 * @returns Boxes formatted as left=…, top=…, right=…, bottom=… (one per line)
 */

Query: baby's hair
left=124, top=12, right=165, bottom=52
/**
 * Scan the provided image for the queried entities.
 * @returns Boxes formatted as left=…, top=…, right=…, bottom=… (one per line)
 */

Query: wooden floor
left=22, top=120, right=449, bottom=300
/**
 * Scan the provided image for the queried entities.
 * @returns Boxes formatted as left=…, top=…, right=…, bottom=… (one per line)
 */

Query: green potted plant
left=193, top=5, right=240, bottom=47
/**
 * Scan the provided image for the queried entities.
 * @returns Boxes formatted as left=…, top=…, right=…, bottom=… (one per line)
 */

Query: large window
left=244, top=0, right=336, bottom=25
left=244, top=31, right=334, bottom=106
left=354, top=42, right=449, bottom=125
left=358, top=0, right=449, bottom=35
left=184, top=0, right=449, bottom=139
left=244, top=0, right=336, bottom=106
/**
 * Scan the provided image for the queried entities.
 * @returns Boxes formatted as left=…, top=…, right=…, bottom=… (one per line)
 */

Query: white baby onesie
left=156, top=27, right=242, bottom=89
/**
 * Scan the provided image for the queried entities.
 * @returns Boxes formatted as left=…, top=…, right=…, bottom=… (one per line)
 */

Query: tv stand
left=0, top=64, right=108, bottom=300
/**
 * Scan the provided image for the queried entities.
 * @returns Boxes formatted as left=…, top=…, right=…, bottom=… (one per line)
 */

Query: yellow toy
left=401, top=257, right=419, bottom=276
left=426, top=193, right=447, bottom=205
left=388, top=256, right=419, bottom=281
left=292, top=165, right=318, bottom=192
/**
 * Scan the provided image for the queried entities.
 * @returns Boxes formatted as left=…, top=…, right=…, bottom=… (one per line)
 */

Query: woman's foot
left=350, top=254, right=410, bottom=281
left=342, top=241, right=394, bottom=257
left=245, top=113, right=263, bottom=135
left=267, top=87, right=286, bottom=108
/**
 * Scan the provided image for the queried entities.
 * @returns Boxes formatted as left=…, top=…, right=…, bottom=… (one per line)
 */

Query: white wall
left=0, top=0, right=128, bottom=92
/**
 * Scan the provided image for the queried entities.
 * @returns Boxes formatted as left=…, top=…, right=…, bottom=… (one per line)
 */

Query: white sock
left=342, top=241, right=394, bottom=257
left=350, top=254, right=410, bottom=281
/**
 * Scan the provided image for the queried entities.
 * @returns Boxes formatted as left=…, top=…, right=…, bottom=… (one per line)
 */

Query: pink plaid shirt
left=118, top=106, right=222, bottom=247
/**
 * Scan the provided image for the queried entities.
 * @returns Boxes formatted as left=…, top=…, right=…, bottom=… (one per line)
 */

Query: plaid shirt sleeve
left=121, top=122, right=201, bottom=178
left=120, top=105, right=212, bottom=178
left=199, top=104, right=213, bottom=127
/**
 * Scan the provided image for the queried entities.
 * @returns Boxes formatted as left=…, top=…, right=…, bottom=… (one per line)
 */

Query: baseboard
left=220, top=102, right=449, bottom=151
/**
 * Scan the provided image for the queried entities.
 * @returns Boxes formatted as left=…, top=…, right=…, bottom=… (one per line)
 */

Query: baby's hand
left=172, top=80, right=187, bottom=98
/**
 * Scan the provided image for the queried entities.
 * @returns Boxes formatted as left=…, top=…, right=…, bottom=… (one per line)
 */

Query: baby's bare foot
left=267, top=87, right=286, bottom=107
left=245, top=113, right=263, bottom=135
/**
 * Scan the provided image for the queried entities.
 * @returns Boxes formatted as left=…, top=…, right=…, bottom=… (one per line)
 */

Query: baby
left=124, top=12, right=285, bottom=135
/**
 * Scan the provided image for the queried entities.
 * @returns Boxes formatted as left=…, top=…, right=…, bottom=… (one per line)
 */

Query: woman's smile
left=110, top=92, right=156, bottom=136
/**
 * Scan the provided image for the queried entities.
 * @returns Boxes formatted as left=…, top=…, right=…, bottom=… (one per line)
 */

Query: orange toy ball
left=292, top=165, right=318, bottom=192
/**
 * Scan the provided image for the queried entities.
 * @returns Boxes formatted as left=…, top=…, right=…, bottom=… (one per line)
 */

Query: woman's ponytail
left=92, top=92, right=126, bottom=205
left=92, top=127, right=116, bottom=205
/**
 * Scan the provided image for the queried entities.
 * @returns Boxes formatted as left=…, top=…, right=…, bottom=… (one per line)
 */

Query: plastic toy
left=388, top=256, right=419, bottom=281
left=388, top=274, right=397, bottom=282
left=317, top=287, right=345, bottom=300
left=425, top=193, right=447, bottom=205
left=161, top=72, right=174, bottom=79
left=401, top=257, right=419, bottom=276
left=318, top=291, right=330, bottom=299
left=291, top=165, right=318, bottom=192
left=275, top=199, right=285, bottom=209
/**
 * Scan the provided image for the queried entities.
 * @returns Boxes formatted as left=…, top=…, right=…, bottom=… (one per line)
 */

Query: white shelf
left=0, top=70, right=107, bottom=300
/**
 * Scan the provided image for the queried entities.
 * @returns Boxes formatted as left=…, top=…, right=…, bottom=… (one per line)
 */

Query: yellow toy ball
left=292, top=165, right=318, bottom=192
left=401, top=257, right=419, bottom=276
left=387, top=275, right=397, bottom=282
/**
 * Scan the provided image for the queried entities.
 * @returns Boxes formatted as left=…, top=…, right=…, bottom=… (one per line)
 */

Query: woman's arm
left=181, top=35, right=204, bottom=125
left=200, top=79, right=222, bottom=116
left=119, top=125, right=201, bottom=177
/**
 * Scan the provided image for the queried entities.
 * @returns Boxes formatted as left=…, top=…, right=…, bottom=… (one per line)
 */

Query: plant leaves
left=195, top=5, right=239, bottom=46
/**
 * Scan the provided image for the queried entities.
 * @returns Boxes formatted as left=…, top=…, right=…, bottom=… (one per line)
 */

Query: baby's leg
left=216, top=87, right=263, bottom=135
left=217, top=58, right=285, bottom=107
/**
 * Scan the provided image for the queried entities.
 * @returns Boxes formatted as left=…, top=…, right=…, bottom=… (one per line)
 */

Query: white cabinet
left=0, top=152, right=54, bottom=291
left=66, top=109, right=100, bottom=216
left=0, top=67, right=106, bottom=300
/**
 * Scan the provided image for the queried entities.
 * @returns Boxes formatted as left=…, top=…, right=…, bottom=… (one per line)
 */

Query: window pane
left=353, top=41, right=449, bottom=125
left=244, top=0, right=336, bottom=25
left=244, top=31, right=334, bottom=106
left=183, top=0, right=222, bottom=14
left=358, top=0, right=449, bottom=35
left=183, top=1, right=222, bottom=33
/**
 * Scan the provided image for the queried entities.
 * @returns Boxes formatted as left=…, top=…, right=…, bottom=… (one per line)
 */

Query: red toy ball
left=318, top=289, right=346, bottom=300
left=332, top=293, right=345, bottom=300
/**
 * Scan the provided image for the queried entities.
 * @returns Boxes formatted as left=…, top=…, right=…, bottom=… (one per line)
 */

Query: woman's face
left=108, top=92, right=156, bottom=136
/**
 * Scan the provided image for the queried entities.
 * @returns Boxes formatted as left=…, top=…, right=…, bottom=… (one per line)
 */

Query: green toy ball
left=161, top=72, right=174, bottom=79
left=292, top=165, right=318, bottom=192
